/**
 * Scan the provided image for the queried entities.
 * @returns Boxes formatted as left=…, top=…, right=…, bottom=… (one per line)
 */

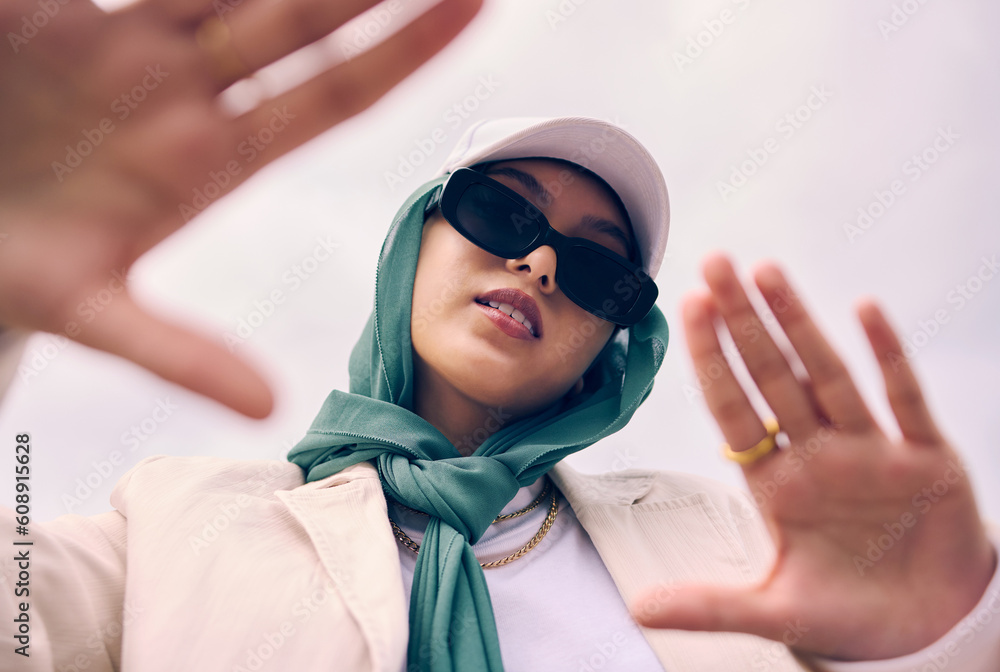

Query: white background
left=1, top=0, right=997, bottom=526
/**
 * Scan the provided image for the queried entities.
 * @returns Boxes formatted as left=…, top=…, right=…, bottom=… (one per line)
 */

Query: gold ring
left=721, top=417, right=781, bottom=465
left=195, top=17, right=251, bottom=84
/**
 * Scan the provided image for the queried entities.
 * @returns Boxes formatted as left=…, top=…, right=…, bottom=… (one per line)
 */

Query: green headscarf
left=287, top=174, right=670, bottom=671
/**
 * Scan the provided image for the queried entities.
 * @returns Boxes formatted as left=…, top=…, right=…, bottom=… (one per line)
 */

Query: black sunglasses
left=428, top=167, right=657, bottom=327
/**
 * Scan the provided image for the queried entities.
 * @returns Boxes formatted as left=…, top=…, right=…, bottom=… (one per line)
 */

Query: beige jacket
left=0, top=453, right=818, bottom=671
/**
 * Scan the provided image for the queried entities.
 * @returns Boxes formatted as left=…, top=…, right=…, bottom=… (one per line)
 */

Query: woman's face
left=410, top=158, right=634, bottom=419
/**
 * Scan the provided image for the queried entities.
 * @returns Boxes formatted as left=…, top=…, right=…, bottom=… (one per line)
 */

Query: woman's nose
left=505, top=245, right=559, bottom=294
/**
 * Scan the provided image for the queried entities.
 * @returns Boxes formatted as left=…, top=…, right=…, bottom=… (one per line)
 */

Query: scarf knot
left=377, top=453, right=520, bottom=542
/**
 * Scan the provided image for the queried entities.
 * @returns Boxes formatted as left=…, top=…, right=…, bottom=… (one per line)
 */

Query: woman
left=0, top=1, right=997, bottom=671
left=4, top=115, right=999, bottom=671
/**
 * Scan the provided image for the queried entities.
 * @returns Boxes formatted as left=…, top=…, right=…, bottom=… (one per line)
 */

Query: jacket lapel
left=275, top=462, right=408, bottom=672
left=551, top=462, right=813, bottom=672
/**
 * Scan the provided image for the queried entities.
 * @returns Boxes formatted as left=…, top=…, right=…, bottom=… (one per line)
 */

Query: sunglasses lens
left=442, top=169, right=654, bottom=325
left=456, top=184, right=540, bottom=253
left=559, top=246, right=640, bottom=318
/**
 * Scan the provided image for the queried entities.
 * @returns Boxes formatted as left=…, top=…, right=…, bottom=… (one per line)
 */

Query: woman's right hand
left=0, top=0, right=482, bottom=417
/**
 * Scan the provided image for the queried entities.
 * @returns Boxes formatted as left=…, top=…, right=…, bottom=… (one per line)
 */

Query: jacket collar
left=550, top=462, right=812, bottom=672
left=276, top=462, right=408, bottom=672
left=277, top=460, right=811, bottom=672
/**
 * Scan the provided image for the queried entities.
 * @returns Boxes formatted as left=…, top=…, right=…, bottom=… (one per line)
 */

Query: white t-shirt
left=391, top=475, right=664, bottom=671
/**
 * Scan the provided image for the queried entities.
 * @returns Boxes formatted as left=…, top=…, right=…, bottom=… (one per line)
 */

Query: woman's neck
left=411, top=362, right=516, bottom=457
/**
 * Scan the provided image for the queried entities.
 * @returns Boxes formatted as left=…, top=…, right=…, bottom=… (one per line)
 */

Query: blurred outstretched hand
left=0, top=0, right=483, bottom=417
left=633, top=254, right=995, bottom=662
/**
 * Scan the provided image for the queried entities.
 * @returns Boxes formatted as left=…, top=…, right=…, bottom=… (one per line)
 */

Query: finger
left=682, top=292, right=777, bottom=467
left=856, top=299, right=943, bottom=445
left=129, top=0, right=216, bottom=24
left=226, top=0, right=482, bottom=188
left=702, top=254, right=819, bottom=439
left=226, top=0, right=389, bottom=73
left=72, top=289, right=274, bottom=418
left=752, top=262, right=878, bottom=434
left=631, top=582, right=782, bottom=642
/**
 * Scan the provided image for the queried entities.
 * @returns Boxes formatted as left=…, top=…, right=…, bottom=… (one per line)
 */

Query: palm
left=753, top=433, right=984, bottom=658
left=0, top=0, right=482, bottom=417
left=634, top=254, right=995, bottom=661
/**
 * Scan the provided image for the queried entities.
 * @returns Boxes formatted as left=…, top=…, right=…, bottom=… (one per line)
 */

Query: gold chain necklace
left=387, top=478, right=559, bottom=569
left=389, top=477, right=553, bottom=523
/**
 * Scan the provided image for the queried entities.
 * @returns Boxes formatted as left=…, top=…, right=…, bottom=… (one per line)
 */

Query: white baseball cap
left=435, top=117, right=670, bottom=280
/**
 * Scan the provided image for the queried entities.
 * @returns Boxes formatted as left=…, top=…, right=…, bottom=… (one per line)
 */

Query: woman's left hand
left=632, top=253, right=996, bottom=661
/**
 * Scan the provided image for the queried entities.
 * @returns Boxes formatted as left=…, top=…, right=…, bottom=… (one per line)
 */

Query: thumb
left=630, top=582, right=784, bottom=641
left=71, top=289, right=274, bottom=418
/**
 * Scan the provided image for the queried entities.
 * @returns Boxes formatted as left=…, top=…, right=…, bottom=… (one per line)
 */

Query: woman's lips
left=475, top=302, right=537, bottom=341
left=474, top=288, right=543, bottom=338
